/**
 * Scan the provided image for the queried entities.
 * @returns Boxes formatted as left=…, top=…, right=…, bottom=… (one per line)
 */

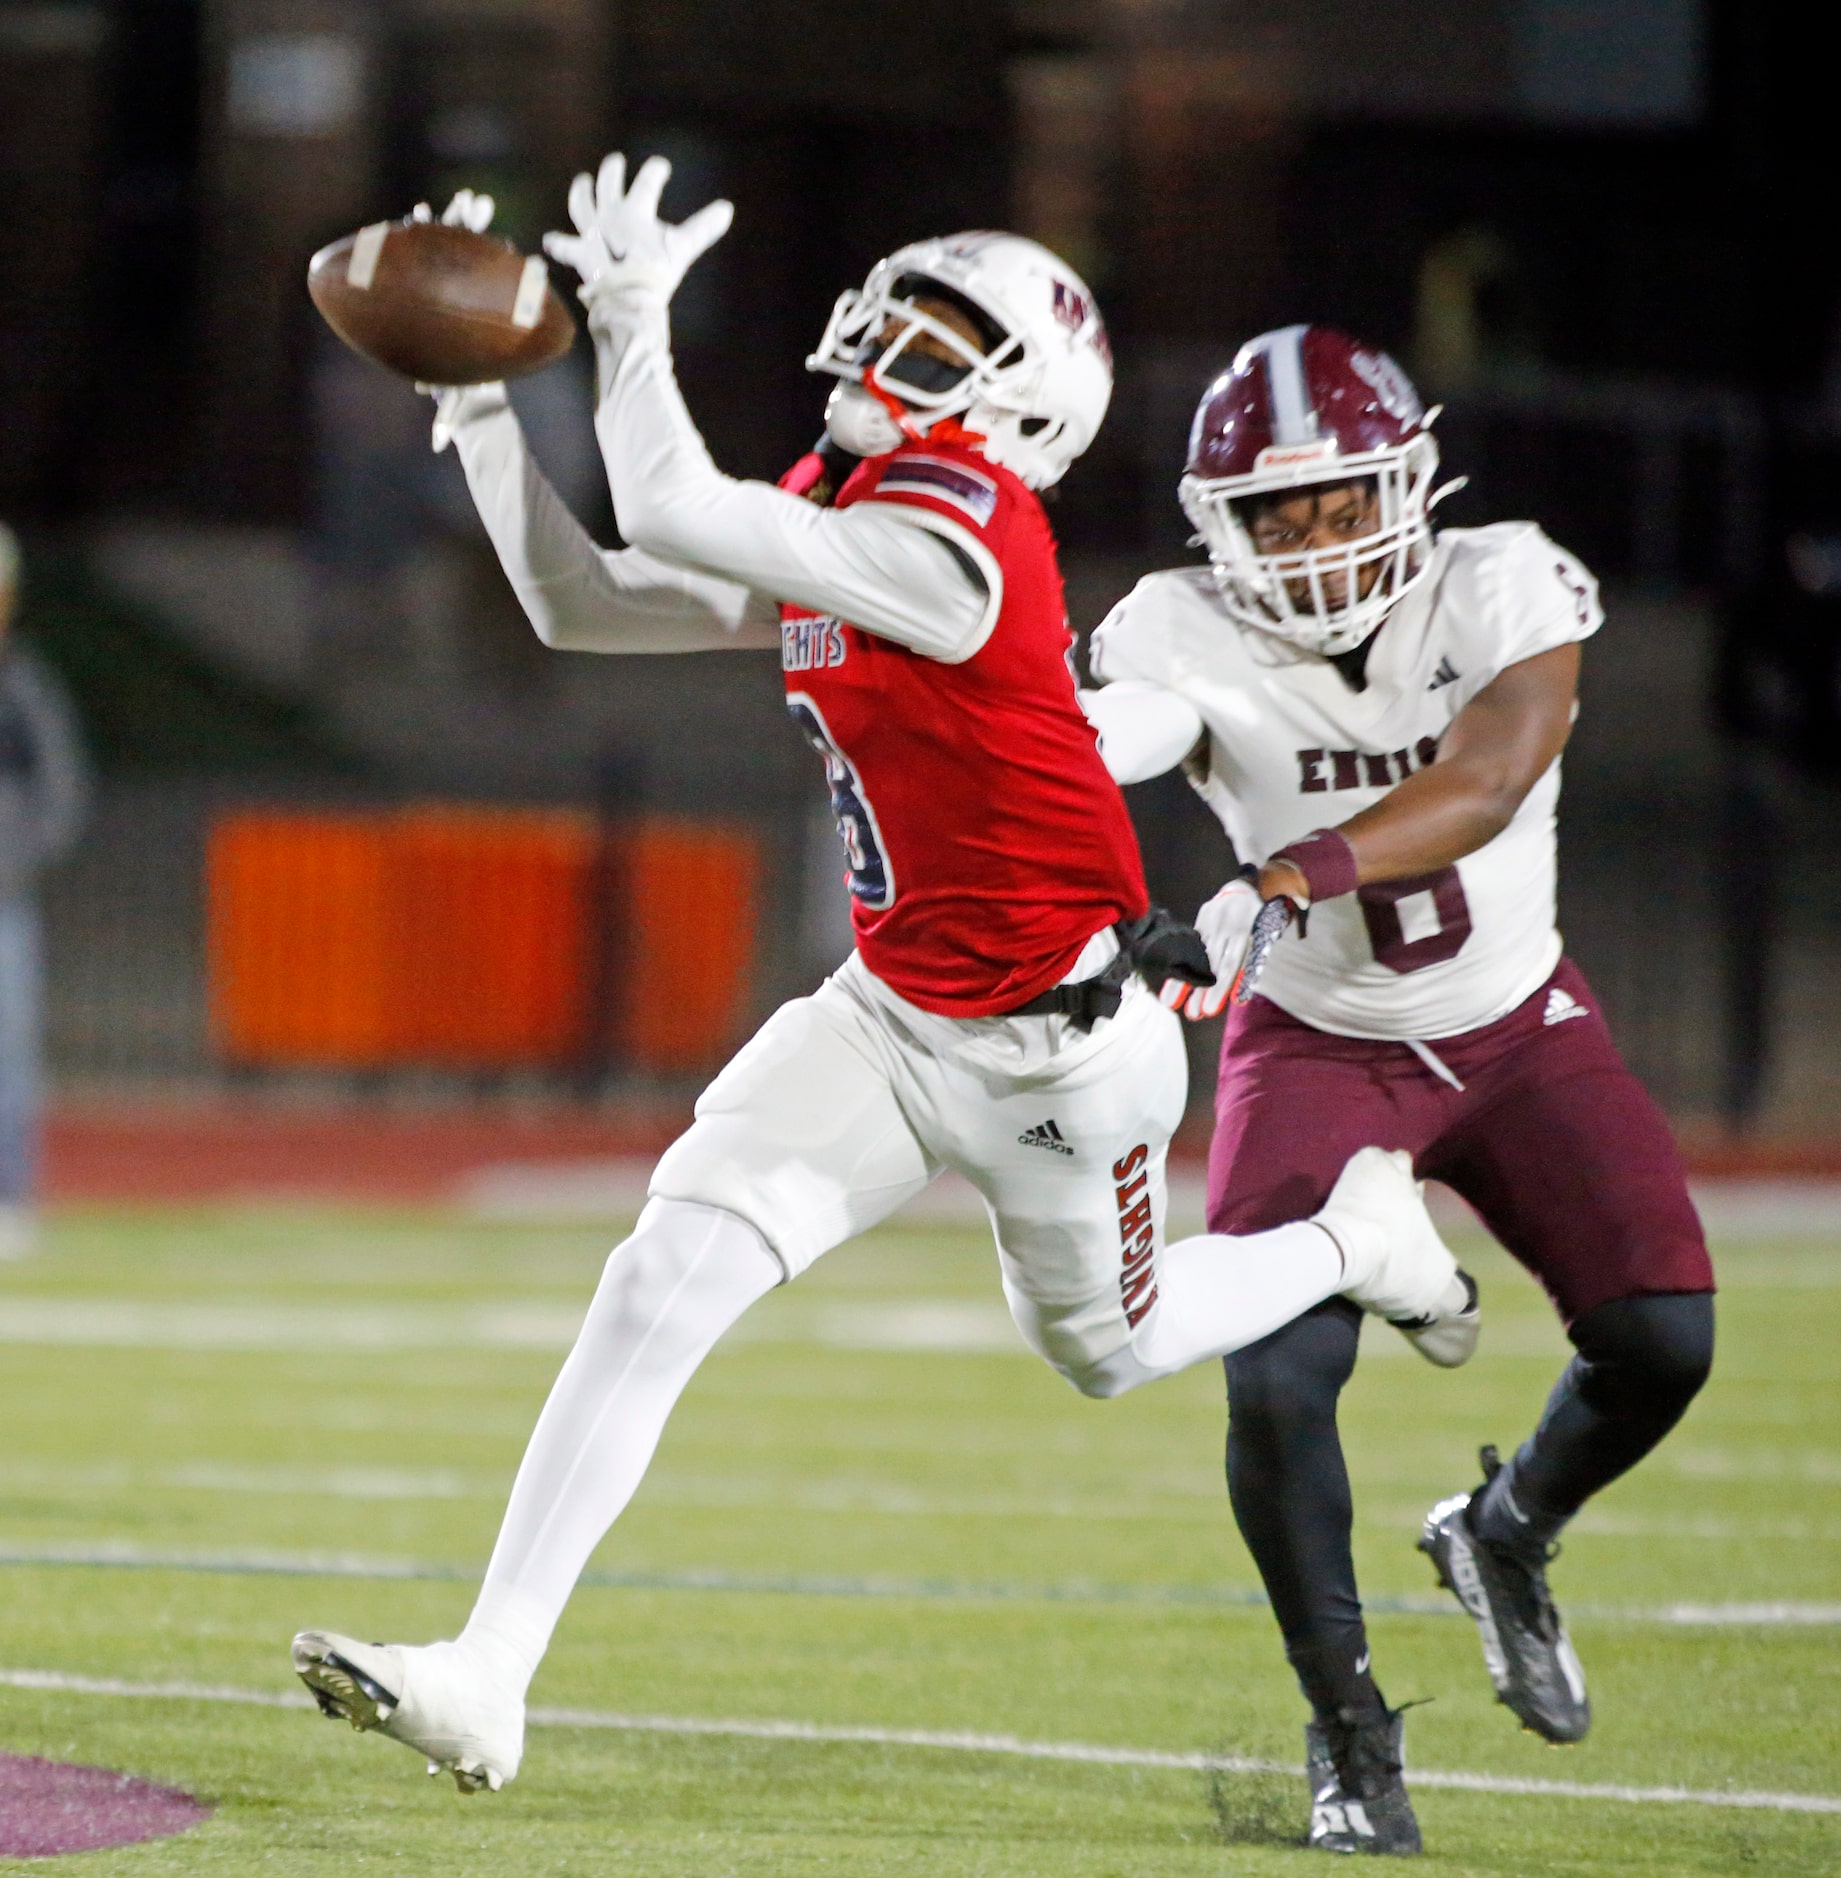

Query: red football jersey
left=780, top=438, right=1149, bottom=1017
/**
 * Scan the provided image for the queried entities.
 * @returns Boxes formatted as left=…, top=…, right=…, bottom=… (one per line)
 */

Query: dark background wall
left=4, top=0, right=1840, bottom=1129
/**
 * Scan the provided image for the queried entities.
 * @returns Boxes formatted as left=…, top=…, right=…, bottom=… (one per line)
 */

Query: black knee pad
left=1225, top=1297, right=1362, bottom=1429
left=1569, top=1291, right=1714, bottom=1417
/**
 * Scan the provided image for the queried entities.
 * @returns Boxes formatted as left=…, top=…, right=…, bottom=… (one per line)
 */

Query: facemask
left=824, top=381, right=907, bottom=459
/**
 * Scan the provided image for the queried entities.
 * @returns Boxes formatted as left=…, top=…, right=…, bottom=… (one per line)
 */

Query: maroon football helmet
left=1179, top=325, right=1442, bottom=654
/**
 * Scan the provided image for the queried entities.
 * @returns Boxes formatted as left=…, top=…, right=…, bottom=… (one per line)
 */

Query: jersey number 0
left=1358, top=867, right=1474, bottom=973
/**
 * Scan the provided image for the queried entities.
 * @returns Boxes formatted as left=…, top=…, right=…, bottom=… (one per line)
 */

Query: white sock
left=456, top=1198, right=782, bottom=1695
left=1093, top=1221, right=1345, bottom=1393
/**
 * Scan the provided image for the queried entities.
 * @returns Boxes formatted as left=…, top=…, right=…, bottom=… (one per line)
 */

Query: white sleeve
left=1080, top=682, right=1205, bottom=785
left=591, top=312, right=996, bottom=663
left=1088, top=581, right=1168, bottom=687
left=1491, top=527, right=1604, bottom=667
left=448, top=383, right=780, bottom=654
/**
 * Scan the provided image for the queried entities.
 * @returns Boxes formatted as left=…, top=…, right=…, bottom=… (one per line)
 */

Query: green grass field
left=2, top=1203, right=1837, bottom=1873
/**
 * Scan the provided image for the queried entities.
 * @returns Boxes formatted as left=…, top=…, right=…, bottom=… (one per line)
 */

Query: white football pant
left=459, top=954, right=1346, bottom=1691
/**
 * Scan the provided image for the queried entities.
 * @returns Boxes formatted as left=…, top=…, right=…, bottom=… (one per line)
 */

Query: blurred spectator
left=0, top=523, right=91, bottom=1255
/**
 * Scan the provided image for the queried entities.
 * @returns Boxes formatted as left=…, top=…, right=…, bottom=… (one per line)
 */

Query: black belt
left=1005, top=908, right=1214, bottom=1032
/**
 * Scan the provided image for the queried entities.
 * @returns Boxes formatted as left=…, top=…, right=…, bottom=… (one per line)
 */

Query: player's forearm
left=1258, top=759, right=1536, bottom=905
left=451, top=385, right=773, bottom=653
left=1261, top=642, right=1579, bottom=902
left=1080, top=682, right=1206, bottom=785
left=1332, top=757, right=1531, bottom=881
left=594, top=313, right=990, bottom=657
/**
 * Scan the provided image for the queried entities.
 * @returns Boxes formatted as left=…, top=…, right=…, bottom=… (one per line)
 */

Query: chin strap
left=921, top=413, right=988, bottom=451
left=863, top=369, right=988, bottom=454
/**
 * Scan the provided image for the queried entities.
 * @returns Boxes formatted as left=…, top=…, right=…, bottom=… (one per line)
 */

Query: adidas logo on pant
left=1543, top=987, right=1589, bottom=1027
left=1018, top=1119, right=1073, bottom=1155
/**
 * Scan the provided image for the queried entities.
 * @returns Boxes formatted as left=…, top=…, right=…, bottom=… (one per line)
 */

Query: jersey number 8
left=787, top=693, right=895, bottom=911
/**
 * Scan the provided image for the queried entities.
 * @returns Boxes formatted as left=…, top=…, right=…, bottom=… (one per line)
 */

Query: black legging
left=1224, top=1290, right=1714, bottom=1719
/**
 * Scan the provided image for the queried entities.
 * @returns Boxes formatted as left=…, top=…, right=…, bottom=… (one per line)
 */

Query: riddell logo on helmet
left=1255, top=438, right=1339, bottom=472
left=1112, top=1144, right=1158, bottom=1328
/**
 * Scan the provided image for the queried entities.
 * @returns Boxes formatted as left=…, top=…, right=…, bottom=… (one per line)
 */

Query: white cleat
left=290, top=1630, right=524, bottom=1794
left=1315, top=1147, right=1480, bottom=1366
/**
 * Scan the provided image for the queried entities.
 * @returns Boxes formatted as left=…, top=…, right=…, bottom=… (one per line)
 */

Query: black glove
left=1116, top=906, right=1215, bottom=992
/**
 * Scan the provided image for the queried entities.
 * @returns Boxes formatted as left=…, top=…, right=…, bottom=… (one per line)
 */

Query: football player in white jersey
left=1084, top=326, right=1715, bottom=1855
left=288, top=182, right=1476, bottom=1801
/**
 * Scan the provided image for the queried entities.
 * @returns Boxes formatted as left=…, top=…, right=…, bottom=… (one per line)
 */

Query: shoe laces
left=1320, top=1708, right=1404, bottom=1798
left=1481, top=1529, right=1565, bottom=1640
left=1472, top=1443, right=1564, bottom=1632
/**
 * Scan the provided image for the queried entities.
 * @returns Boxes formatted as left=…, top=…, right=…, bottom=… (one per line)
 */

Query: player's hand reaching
left=410, top=188, right=497, bottom=234
left=543, top=153, right=733, bottom=320
left=409, top=190, right=504, bottom=448
left=1163, top=875, right=1262, bottom=1020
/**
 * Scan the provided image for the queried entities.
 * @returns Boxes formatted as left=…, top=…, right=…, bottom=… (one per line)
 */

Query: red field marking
left=44, top=1101, right=691, bottom=1204
left=0, top=1754, right=210, bottom=1858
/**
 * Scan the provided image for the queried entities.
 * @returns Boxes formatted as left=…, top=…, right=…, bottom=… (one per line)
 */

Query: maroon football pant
left=1206, top=957, right=1713, bottom=1720
left=1206, top=957, right=1713, bottom=1318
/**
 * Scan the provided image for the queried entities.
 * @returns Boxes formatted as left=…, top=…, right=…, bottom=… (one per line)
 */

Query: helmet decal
left=1348, top=347, right=1423, bottom=425
left=1248, top=324, right=1319, bottom=445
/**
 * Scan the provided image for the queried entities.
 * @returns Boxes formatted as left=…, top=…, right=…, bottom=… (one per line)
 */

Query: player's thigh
left=648, top=982, right=936, bottom=1281
left=1208, top=1000, right=1440, bottom=1234
left=947, top=985, right=1189, bottom=1374
left=1430, top=1010, right=1713, bottom=1323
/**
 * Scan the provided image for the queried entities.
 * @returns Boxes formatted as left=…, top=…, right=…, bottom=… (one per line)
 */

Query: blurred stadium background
left=2, top=0, right=1838, bottom=1193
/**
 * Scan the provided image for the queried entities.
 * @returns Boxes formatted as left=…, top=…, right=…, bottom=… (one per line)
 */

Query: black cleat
left=1418, top=1450, right=1590, bottom=1744
left=1305, top=1707, right=1423, bottom=1855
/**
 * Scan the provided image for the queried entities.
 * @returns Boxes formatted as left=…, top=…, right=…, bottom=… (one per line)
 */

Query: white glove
left=412, top=191, right=503, bottom=447
left=541, top=152, right=733, bottom=321
left=427, top=380, right=508, bottom=455
left=1160, top=877, right=1261, bottom=1021
left=410, top=188, right=496, bottom=233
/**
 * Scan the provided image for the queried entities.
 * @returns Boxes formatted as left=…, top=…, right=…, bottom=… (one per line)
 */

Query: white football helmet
left=805, top=231, right=1112, bottom=489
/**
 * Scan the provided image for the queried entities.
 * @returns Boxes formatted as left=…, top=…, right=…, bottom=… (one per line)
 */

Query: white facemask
left=823, top=380, right=907, bottom=460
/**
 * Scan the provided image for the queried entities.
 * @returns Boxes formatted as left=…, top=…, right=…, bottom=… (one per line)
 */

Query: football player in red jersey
left=290, top=164, right=1477, bottom=1799
left=1085, top=327, right=1716, bottom=1852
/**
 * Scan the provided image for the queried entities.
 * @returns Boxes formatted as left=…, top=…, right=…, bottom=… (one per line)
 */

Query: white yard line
left=0, top=1540, right=1836, bottom=1625
left=0, top=1666, right=1834, bottom=1816
left=463, top=1161, right=1841, bottom=1241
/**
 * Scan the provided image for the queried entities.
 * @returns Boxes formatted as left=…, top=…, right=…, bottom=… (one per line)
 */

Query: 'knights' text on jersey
left=786, top=439, right=1149, bottom=1016
left=1091, top=523, right=1602, bottom=1040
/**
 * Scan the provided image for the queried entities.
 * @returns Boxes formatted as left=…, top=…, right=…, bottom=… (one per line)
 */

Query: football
left=306, top=218, right=576, bottom=385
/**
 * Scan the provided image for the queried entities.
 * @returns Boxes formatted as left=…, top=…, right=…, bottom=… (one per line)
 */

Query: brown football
left=307, top=219, right=576, bottom=385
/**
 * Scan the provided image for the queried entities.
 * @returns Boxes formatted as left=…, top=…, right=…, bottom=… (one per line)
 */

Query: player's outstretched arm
left=1264, top=642, right=1581, bottom=904
left=548, top=154, right=993, bottom=663
left=411, top=188, right=776, bottom=656
left=442, top=381, right=778, bottom=654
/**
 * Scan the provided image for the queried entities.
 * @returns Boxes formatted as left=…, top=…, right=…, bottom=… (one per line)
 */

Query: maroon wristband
left=1268, top=828, right=1361, bottom=904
